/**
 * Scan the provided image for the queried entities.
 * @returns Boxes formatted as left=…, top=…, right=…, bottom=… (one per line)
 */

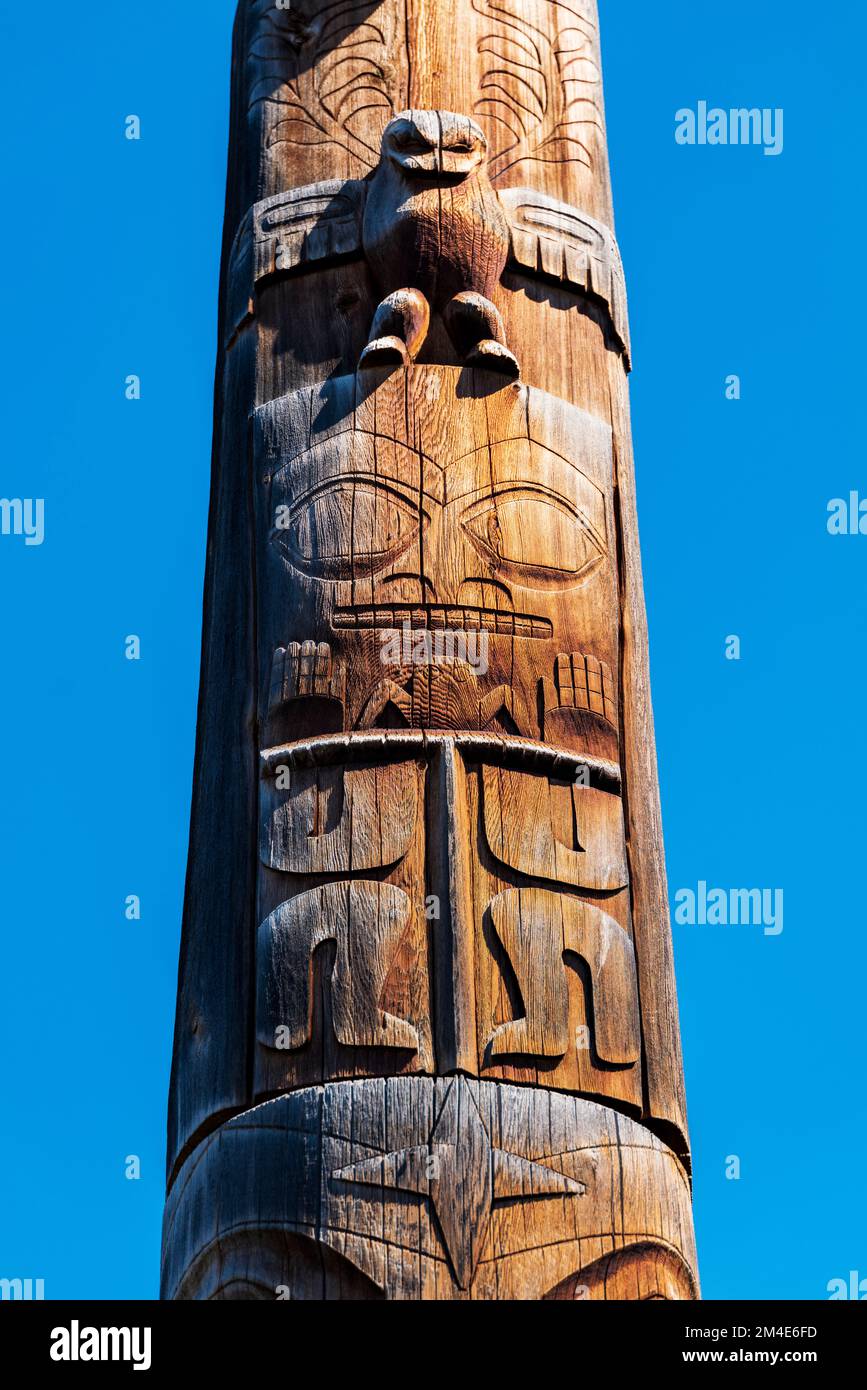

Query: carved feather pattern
left=472, top=0, right=604, bottom=180
left=247, top=0, right=400, bottom=170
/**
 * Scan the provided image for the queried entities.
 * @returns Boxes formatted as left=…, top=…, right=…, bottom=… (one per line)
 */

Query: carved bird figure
left=229, top=117, right=631, bottom=378
left=360, top=110, right=519, bottom=377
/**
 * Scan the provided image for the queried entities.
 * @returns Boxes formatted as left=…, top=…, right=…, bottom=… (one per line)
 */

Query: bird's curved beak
left=396, top=148, right=478, bottom=181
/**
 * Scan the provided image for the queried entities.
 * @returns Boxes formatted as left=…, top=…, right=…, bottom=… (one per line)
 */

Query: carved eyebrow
left=459, top=485, right=586, bottom=531
left=445, top=439, right=610, bottom=500
left=273, top=442, right=446, bottom=506
left=279, top=475, right=421, bottom=510
left=443, top=458, right=598, bottom=505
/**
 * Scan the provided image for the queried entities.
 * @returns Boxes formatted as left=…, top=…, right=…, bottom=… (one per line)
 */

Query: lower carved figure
left=162, top=1079, right=697, bottom=1301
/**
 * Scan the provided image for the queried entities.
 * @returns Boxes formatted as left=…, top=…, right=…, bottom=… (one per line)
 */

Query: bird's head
left=380, top=110, right=488, bottom=182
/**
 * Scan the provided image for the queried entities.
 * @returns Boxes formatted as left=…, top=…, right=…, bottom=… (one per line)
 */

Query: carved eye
left=392, top=130, right=429, bottom=153
left=461, top=490, right=605, bottom=589
left=275, top=481, right=422, bottom=580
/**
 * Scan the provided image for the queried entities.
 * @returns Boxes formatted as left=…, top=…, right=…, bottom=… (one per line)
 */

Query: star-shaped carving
left=332, top=1077, right=584, bottom=1288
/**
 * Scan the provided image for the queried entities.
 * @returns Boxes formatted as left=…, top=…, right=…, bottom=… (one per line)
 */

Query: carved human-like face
left=381, top=109, right=488, bottom=180
left=255, top=368, right=620, bottom=761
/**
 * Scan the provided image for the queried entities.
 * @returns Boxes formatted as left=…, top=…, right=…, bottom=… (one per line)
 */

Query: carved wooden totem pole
left=162, top=0, right=699, bottom=1301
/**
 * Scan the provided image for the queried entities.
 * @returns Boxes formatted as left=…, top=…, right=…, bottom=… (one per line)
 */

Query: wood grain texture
left=163, top=0, right=698, bottom=1298
left=482, top=765, right=629, bottom=890
left=253, top=367, right=619, bottom=746
left=257, top=881, right=423, bottom=1051
left=225, top=176, right=629, bottom=365
left=260, top=761, right=418, bottom=873
left=234, top=0, right=611, bottom=224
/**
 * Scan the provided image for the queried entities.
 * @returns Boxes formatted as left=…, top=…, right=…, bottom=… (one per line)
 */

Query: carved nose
left=405, top=147, right=476, bottom=179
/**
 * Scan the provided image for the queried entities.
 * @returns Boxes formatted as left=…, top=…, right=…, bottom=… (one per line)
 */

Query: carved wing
left=247, top=0, right=399, bottom=172
left=500, top=188, right=631, bottom=366
left=472, top=0, right=604, bottom=181
left=225, top=180, right=366, bottom=344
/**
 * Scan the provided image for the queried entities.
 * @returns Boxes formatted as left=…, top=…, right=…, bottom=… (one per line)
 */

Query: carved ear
left=499, top=188, right=630, bottom=368
left=225, top=179, right=366, bottom=344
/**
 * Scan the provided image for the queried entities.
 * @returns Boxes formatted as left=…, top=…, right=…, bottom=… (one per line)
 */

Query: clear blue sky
left=0, top=0, right=863, bottom=1300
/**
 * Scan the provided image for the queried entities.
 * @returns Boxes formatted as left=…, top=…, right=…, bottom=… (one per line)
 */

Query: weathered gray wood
left=257, top=881, right=422, bottom=1051
left=162, top=1079, right=697, bottom=1301
left=486, top=890, right=641, bottom=1064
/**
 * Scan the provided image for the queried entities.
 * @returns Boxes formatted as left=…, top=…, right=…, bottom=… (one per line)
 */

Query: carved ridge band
left=259, top=729, right=621, bottom=792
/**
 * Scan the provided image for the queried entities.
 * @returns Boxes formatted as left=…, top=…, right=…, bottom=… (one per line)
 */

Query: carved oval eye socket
left=274, top=481, right=422, bottom=580
left=461, top=490, right=605, bottom=590
left=392, top=129, right=430, bottom=154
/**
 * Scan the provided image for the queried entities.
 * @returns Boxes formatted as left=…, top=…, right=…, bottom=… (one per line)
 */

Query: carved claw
left=443, top=291, right=520, bottom=378
left=360, top=288, right=430, bottom=370
left=359, top=336, right=412, bottom=369
left=465, top=339, right=521, bottom=379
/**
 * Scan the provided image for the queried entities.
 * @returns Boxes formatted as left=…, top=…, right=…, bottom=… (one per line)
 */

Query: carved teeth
left=333, top=606, right=552, bottom=639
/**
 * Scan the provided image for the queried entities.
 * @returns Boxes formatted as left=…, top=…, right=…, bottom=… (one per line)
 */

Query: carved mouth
left=333, top=605, right=552, bottom=639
